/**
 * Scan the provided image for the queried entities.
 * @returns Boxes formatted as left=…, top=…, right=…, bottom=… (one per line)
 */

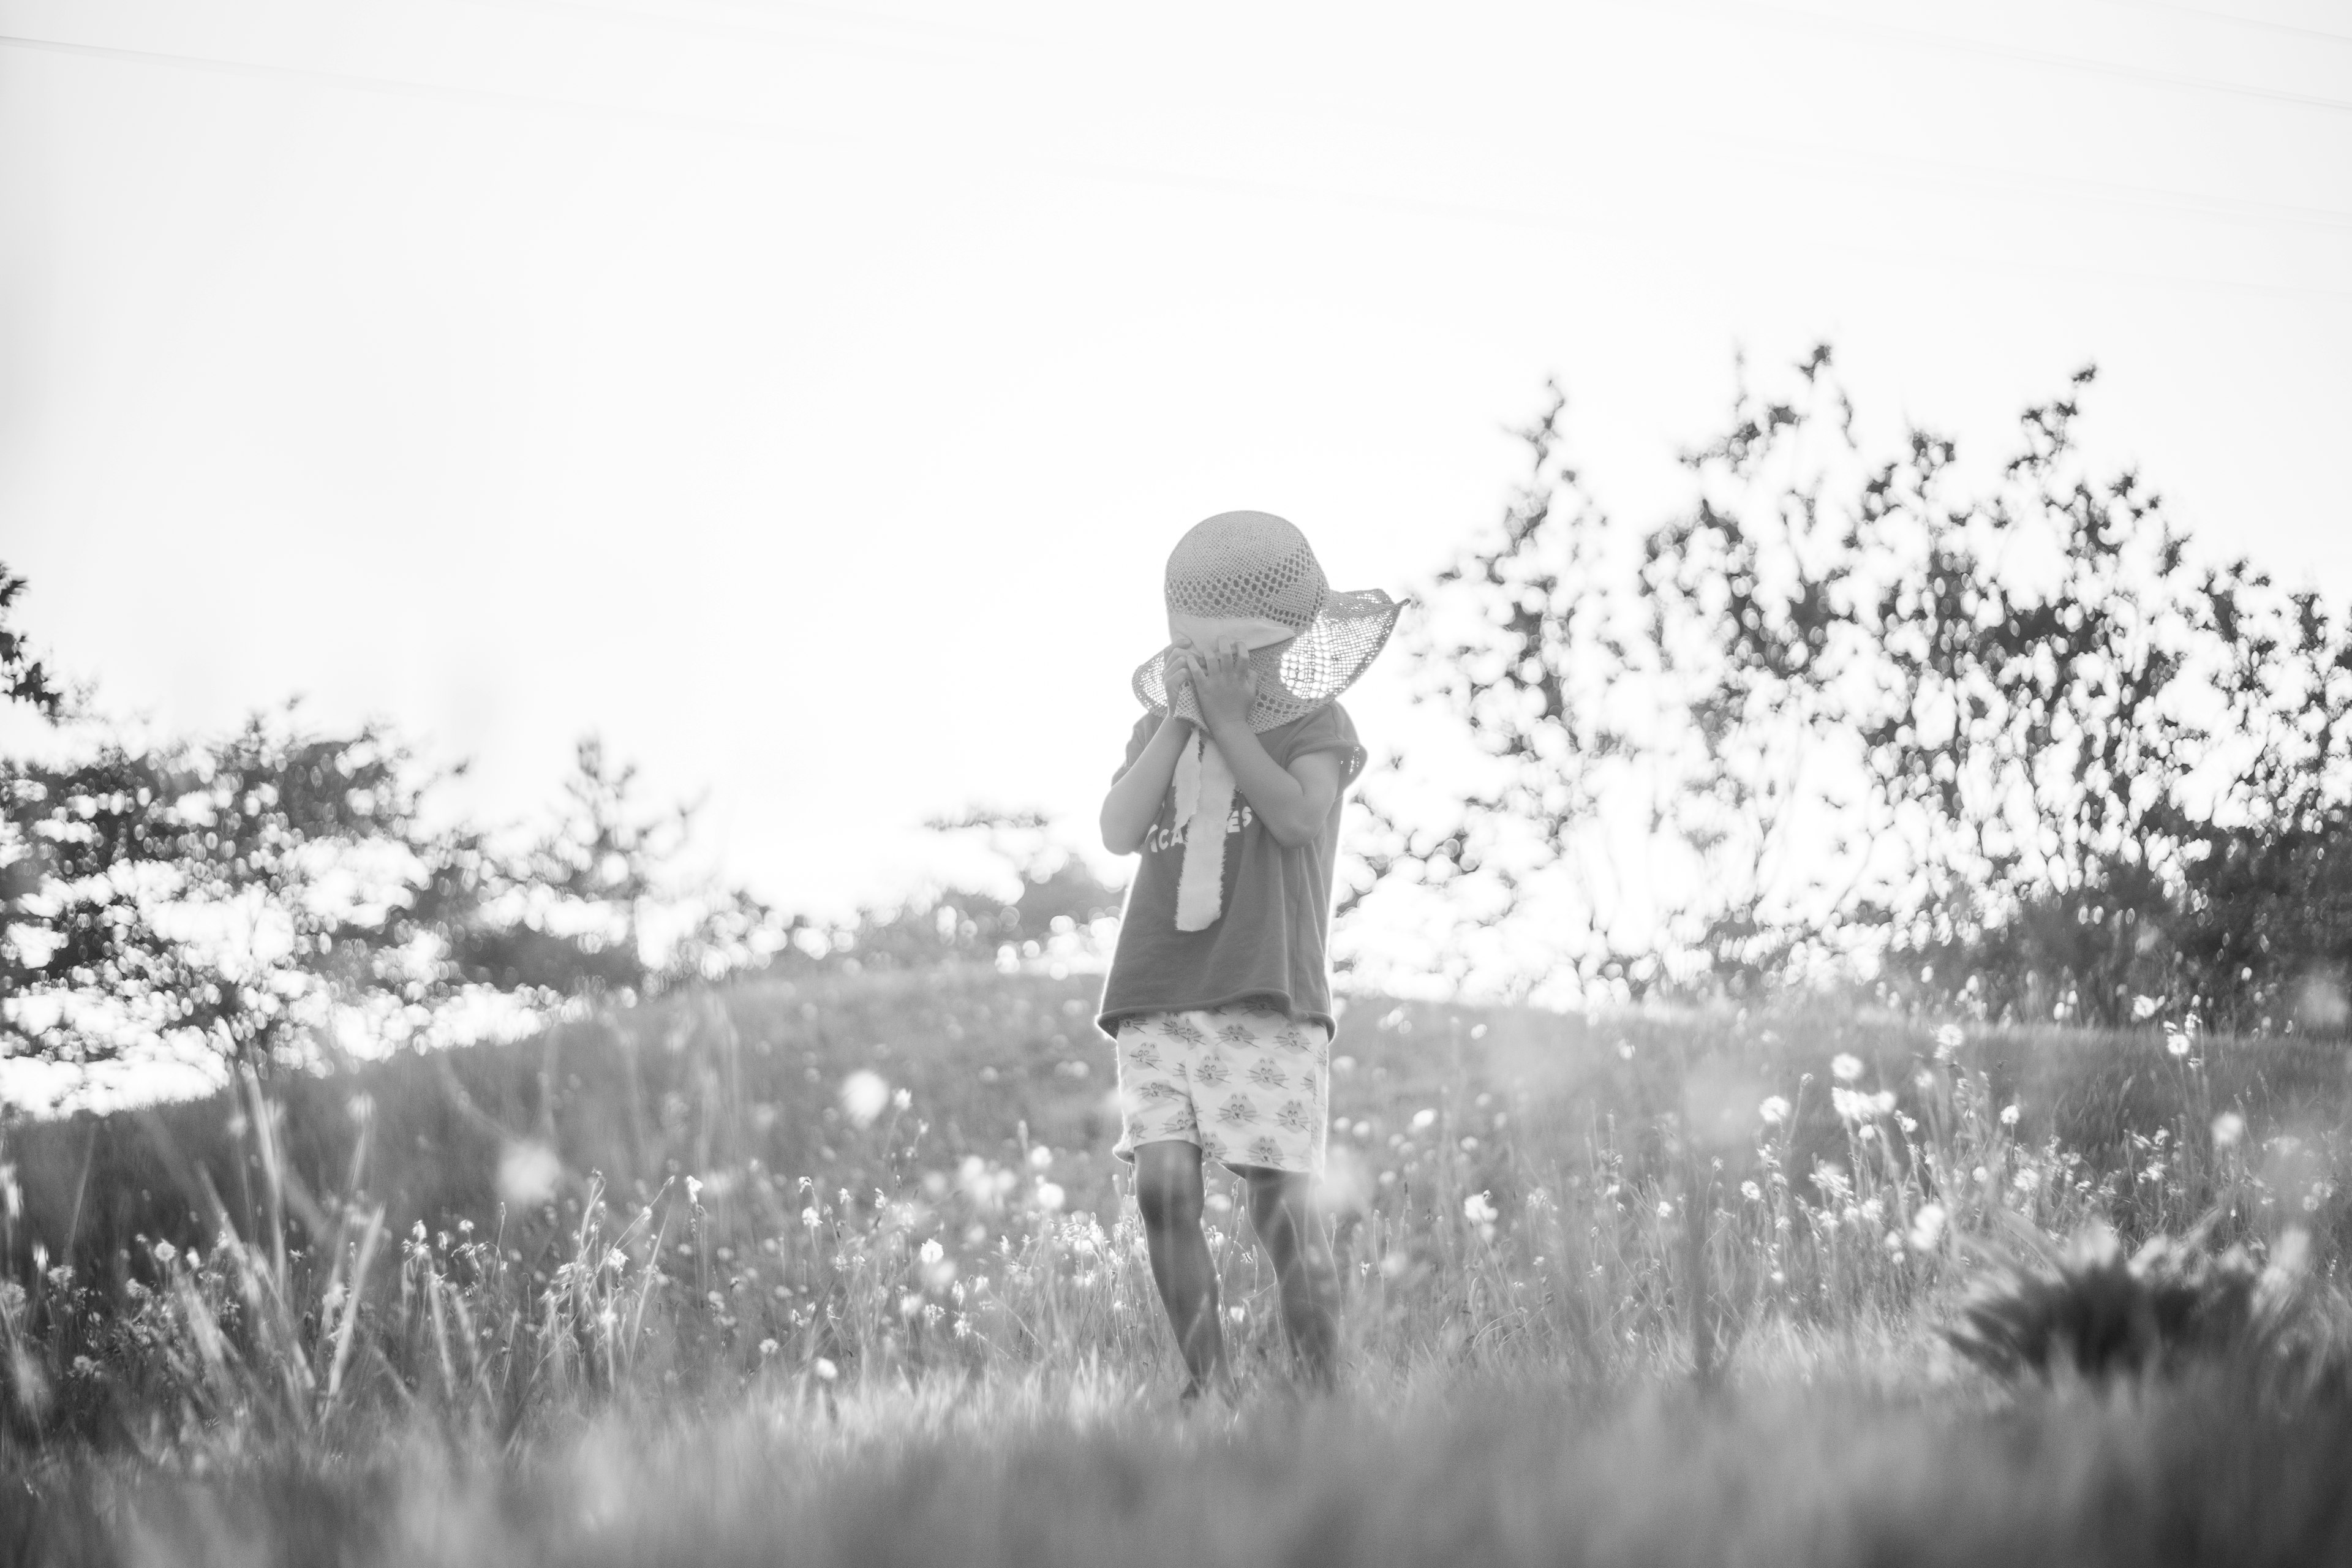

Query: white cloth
left=1171, top=731, right=1237, bottom=931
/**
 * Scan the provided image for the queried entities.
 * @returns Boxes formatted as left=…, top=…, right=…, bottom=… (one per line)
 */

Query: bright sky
left=5, top=0, right=2350, bottom=943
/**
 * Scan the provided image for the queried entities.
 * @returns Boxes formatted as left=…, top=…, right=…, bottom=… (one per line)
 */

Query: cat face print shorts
left=1110, top=1005, right=1333, bottom=1175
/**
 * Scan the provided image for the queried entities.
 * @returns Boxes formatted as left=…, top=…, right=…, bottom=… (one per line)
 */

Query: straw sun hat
left=1131, top=511, right=1402, bottom=732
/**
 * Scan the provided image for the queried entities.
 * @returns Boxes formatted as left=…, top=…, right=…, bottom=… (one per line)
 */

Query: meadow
left=5, top=965, right=2352, bottom=1566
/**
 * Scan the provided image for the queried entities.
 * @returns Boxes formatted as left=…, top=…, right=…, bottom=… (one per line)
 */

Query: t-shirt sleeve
left=1110, top=710, right=1161, bottom=784
left=1283, top=703, right=1367, bottom=790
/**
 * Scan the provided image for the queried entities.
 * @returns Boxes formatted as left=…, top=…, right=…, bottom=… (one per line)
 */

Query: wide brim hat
left=1131, top=510, right=1402, bottom=733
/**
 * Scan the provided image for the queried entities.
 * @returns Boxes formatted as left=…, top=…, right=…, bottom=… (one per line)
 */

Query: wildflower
left=2212, top=1111, right=2246, bottom=1149
left=840, top=1070, right=891, bottom=1128
left=1908, top=1202, right=1947, bottom=1251
left=2165, top=1027, right=2192, bottom=1060
left=2013, top=1167, right=2040, bottom=1193
left=1028, top=1146, right=1053, bottom=1170
left=153, top=1240, right=176, bottom=1265
left=1933, top=1023, right=1966, bottom=1060
left=1656, top=1200, right=1675, bottom=1219
left=919, top=1238, right=944, bottom=1267
left=1741, top=1181, right=1763, bottom=1203
left=1035, top=1182, right=1066, bottom=1212
left=2132, top=995, right=2161, bottom=1022
left=801, top=1207, right=821, bottom=1229
left=2000, top=1104, right=2021, bottom=1127
left=760, top=1338, right=778, bottom=1357
left=1227, top=1305, right=1246, bottom=1325
left=1616, top=1041, right=1635, bottom=1060
left=813, top=1357, right=839, bottom=1382
left=1758, top=1095, right=1792, bottom=1126
left=1831, top=1054, right=1864, bottom=1083
left=687, top=1176, right=704, bottom=1207
left=1463, top=1192, right=1498, bottom=1226
left=893, top=1087, right=913, bottom=1110
left=1411, top=1108, right=1437, bottom=1131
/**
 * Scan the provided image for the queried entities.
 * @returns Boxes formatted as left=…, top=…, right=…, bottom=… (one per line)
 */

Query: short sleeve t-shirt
left=1096, top=703, right=1366, bottom=1036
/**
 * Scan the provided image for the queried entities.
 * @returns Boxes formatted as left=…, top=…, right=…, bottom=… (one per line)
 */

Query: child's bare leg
left=1244, top=1169, right=1340, bottom=1388
left=1133, top=1140, right=1228, bottom=1396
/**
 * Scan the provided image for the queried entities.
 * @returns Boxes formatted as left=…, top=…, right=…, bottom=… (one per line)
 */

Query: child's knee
left=1135, top=1155, right=1205, bottom=1231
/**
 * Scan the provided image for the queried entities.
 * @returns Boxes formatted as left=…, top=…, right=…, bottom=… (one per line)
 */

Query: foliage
left=810, top=809, right=1126, bottom=974
left=1366, top=349, right=2352, bottom=1024
left=0, top=563, right=66, bottom=720
left=439, top=736, right=795, bottom=998
left=1, top=710, right=470, bottom=1076
left=1943, top=1221, right=2305, bottom=1385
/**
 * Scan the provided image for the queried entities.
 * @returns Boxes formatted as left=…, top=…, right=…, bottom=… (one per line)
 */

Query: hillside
left=10, top=967, right=2348, bottom=1281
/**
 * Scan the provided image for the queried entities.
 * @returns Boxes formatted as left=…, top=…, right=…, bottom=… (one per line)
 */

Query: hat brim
left=1133, top=589, right=1402, bottom=732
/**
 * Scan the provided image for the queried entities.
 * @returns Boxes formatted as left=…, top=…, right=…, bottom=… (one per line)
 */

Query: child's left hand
left=1184, top=637, right=1259, bottom=731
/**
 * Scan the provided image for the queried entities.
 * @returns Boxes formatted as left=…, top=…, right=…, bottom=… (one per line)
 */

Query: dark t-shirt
left=1096, top=703, right=1366, bottom=1036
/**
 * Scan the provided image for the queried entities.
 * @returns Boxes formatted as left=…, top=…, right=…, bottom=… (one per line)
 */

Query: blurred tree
left=1, top=709, right=468, bottom=1077
left=1367, top=349, right=2352, bottom=1028
left=815, top=807, right=1125, bottom=971
left=0, top=564, right=65, bottom=720
left=442, top=736, right=794, bottom=997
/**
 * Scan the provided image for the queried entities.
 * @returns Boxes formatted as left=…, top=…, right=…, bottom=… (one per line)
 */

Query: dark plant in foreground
left=1944, top=1219, right=2309, bottom=1383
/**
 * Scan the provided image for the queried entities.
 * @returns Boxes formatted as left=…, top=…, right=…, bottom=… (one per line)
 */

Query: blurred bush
left=1356, top=349, right=2352, bottom=1028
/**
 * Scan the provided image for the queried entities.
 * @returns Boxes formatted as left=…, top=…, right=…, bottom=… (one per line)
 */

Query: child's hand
left=1162, top=647, right=1195, bottom=717
left=1186, top=637, right=1259, bottom=732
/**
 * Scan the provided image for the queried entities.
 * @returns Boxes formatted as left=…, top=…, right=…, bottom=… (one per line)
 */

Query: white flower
left=1932, top=1023, right=1966, bottom=1060
left=1907, top=1202, right=1947, bottom=1251
left=1831, top=1054, right=1864, bottom=1083
left=1656, top=1200, right=1675, bottom=1219
left=919, top=1238, right=944, bottom=1266
left=1411, top=1108, right=1438, bottom=1131
left=759, top=1338, right=779, bottom=1357
left=1999, top=1103, right=2021, bottom=1127
left=1758, top=1096, right=1792, bottom=1126
left=892, top=1087, right=913, bottom=1111
left=813, top=1357, right=839, bottom=1382
left=801, top=1207, right=821, bottom=1229
left=1463, top=1191, right=1498, bottom=1226
left=2132, top=995, right=2162, bottom=1022
left=1028, top=1146, right=1054, bottom=1170
left=497, top=1141, right=562, bottom=1209
left=1035, top=1182, right=1066, bottom=1212
left=1740, top=1181, right=1763, bottom=1203
left=840, top=1071, right=892, bottom=1128
left=685, top=1176, right=704, bottom=1207
left=2212, top=1112, right=2246, bottom=1150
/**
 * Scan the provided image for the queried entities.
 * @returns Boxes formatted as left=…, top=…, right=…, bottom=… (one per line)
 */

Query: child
left=1096, top=510, right=1399, bottom=1400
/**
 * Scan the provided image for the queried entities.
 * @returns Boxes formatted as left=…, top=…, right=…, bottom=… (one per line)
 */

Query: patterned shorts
left=1110, top=1005, right=1333, bottom=1175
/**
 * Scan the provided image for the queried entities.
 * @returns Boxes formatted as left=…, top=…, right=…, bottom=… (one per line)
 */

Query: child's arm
left=1188, top=638, right=1344, bottom=850
left=1101, top=657, right=1196, bottom=854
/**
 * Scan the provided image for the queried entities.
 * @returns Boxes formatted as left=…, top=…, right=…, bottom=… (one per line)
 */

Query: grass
left=3, top=967, right=2351, bottom=1564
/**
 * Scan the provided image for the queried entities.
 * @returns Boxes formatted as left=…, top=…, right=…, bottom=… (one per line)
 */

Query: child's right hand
left=1163, top=647, right=1194, bottom=714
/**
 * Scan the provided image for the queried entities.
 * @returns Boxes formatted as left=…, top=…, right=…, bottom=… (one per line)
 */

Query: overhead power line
left=2100, top=0, right=2352, bottom=48
left=1696, top=0, right=2352, bottom=114
left=3, top=27, right=2350, bottom=304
